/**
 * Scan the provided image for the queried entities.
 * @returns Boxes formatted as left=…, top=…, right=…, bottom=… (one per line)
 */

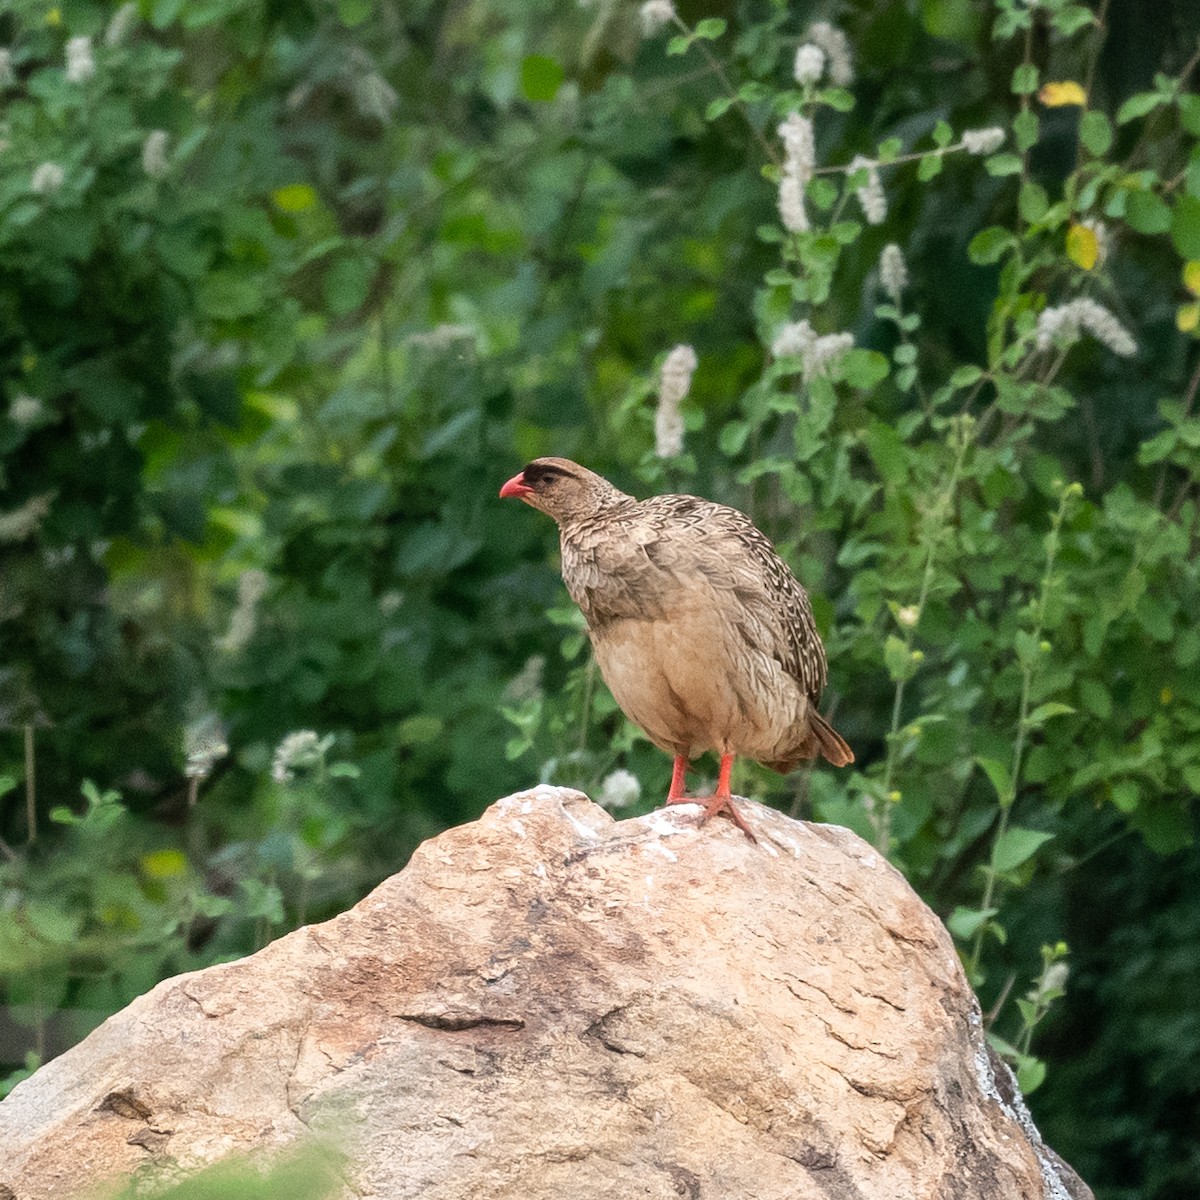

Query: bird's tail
left=808, top=709, right=854, bottom=767
left=764, top=709, right=855, bottom=774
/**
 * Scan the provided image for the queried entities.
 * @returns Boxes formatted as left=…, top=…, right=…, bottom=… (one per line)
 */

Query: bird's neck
left=558, top=492, right=636, bottom=539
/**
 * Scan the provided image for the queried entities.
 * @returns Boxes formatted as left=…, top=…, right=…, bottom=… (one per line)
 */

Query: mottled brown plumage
left=500, top=457, right=853, bottom=839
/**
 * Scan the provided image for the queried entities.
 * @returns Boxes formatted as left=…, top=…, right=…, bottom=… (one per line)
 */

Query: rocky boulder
left=0, top=787, right=1091, bottom=1199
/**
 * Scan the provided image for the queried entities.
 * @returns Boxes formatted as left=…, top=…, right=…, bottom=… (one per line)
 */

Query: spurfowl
left=500, top=457, right=853, bottom=841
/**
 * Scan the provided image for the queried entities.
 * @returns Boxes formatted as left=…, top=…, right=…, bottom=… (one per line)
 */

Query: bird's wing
left=568, top=495, right=827, bottom=698
left=690, top=499, right=828, bottom=698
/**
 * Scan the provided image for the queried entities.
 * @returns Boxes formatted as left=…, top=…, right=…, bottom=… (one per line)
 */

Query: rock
left=0, top=788, right=1092, bottom=1200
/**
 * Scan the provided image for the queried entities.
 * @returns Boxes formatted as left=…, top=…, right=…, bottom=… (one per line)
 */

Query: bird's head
left=499, top=457, right=627, bottom=525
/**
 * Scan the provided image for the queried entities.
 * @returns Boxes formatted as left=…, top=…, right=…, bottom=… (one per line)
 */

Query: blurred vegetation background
left=1, top=1, right=1198, bottom=1196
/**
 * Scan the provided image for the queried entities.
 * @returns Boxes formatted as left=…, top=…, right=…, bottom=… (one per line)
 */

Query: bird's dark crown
left=521, top=459, right=581, bottom=487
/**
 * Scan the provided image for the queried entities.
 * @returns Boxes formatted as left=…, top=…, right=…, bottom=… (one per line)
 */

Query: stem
left=186, top=775, right=204, bottom=865
left=889, top=295, right=930, bottom=414
left=1073, top=0, right=1111, bottom=174
left=1153, top=350, right=1200, bottom=508
left=968, top=491, right=1071, bottom=975
left=1016, top=18, right=1034, bottom=206
left=877, top=425, right=972, bottom=853
left=787, top=763, right=813, bottom=820
left=297, top=875, right=310, bottom=929
left=379, top=306, right=394, bottom=411
left=24, top=724, right=35, bottom=845
left=985, top=972, right=1017, bottom=1028
left=672, top=16, right=780, bottom=167
left=812, top=138, right=1015, bottom=178
left=578, top=655, right=598, bottom=754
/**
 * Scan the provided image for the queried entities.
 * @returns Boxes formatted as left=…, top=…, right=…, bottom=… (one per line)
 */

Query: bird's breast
left=589, top=595, right=808, bottom=761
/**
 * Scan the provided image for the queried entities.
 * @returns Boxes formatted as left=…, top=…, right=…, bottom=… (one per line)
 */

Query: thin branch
left=1154, top=349, right=1200, bottom=509
left=24, top=724, right=35, bottom=846
left=669, top=16, right=780, bottom=167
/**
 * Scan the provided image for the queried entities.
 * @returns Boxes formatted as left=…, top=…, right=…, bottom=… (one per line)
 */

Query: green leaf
left=0, top=775, right=16, bottom=801
left=194, top=893, right=235, bottom=919
left=1171, top=195, right=1200, bottom=259
left=808, top=177, right=839, bottom=210
left=992, top=826, right=1055, bottom=872
left=1125, top=189, right=1172, bottom=234
left=1013, top=109, right=1040, bottom=152
left=933, top=120, right=954, bottom=148
left=1051, top=5, right=1095, bottom=36
left=969, top=226, right=1015, bottom=265
left=1130, top=798, right=1194, bottom=853
left=239, top=879, right=284, bottom=924
left=1012, top=63, right=1040, bottom=95
left=838, top=349, right=890, bottom=390
left=884, top=634, right=917, bottom=681
left=1014, top=628, right=1042, bottom=667
left=924, top=0, right=984, bottom=42
left=1079, top=110, right=1113, bottom=156
left=1078, top=678, right=1112, bottom=718
left=822, top=88, right=856, bottom=113
left=337, top=0, right=372, bottom=26
left=977, top=757, right=1014, bottom=806
left=1117, top=91, right=1165, bottom=124
left=1110, top=779, right=1140, bottom=813
left=519, top=54, right=564, bottom=103
left=1019, top=181, right=1049, bottom=224
left=200, top=271, right=265, bottom=321
left=918, top=153, right=944, bottom=182
left=694, top=17, right=727, bottom=39
left=272, top=183, right=319, bottom=213
left=1023, top=701, right=1076, bottom=726
left=985, top=153, right=1024, bottom=177
left=719, top=420, right=751, bottom=456
left=863, top=422, right=908, bottom=484
left=324, top=255, right=375, bottom=316
left=1180, top=94, right=1200, bottom=137
left=947, top=905, right=999, bottom=939
left=705, top=96, right=735, bottom=121
left=1016, top=1056, right=1047, bottom=1094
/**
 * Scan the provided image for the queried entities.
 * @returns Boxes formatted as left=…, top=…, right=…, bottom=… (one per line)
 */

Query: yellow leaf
left=46, top=7, right=62, bottom=26
left=1177, top=303, right=1200, bottom=333
left=272, top=184, right=319, bottom=213
left=1066, top=224, right=1099, bottom=270
left=141, top=849, right=188, bottom=880
left=1183, top=261, right=1200, bottom=295
left=1039, top=81, right=1088, bottom=107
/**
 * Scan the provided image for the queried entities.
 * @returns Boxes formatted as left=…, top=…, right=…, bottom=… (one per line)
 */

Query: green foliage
left=0, top=1, right=1197, bottom=1196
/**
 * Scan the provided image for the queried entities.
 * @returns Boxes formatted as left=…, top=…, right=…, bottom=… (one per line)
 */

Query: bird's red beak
left=499, top=471, right=535, bottom=500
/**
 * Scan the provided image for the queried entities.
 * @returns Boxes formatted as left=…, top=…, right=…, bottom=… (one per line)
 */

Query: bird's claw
left=661, top=794, right=757, bottom=841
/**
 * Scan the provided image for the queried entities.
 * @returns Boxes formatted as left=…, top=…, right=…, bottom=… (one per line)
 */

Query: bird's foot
left=692, top=792, right=757, bottom=844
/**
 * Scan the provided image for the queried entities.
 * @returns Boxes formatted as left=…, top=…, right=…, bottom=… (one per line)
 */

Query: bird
left=499, top=457, right=853, bottom=842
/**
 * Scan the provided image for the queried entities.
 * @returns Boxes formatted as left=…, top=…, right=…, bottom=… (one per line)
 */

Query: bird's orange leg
left=695, top=753, right=757, bottom=843
left=665, top=755, right=689, bottom=804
